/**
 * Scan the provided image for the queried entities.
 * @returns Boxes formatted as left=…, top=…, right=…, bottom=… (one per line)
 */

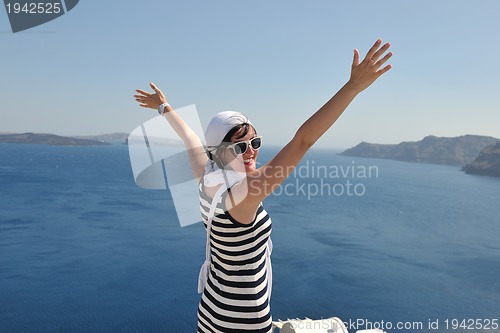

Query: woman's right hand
left=133, top=82, right=168, bottom=109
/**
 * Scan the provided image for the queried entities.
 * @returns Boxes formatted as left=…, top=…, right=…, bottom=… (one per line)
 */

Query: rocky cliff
left=461, top=142, right=500, bottom=177
left=340, top=135, right=500, bottom=166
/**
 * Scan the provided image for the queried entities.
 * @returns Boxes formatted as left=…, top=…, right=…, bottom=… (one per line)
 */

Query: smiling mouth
left=243, top=157, right=254, bottom=165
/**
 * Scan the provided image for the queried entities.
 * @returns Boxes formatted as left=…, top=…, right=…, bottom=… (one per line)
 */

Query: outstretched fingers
left=374, top=51, right=393, bottom=70
left=148, top=82, right=166, bottom=101
left=150, top=82, right=160, bottom=92
left=376, top=64, right=393, bottom=77
left=348, top=39, right=393, bottom=93
left=134, top=97, right=149, bottom=108
left=133, top=83, right=167, bottom=109
left=363, top=39, right=382, bottom=63
left=135, top=89, right=151, bottom=96
left=133, top=87, right=153, bottom=108
left=370, top=42, right=391, bottom=63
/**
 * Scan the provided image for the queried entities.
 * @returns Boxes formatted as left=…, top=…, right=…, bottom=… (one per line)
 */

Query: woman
left=134, top=39, right=392, bottom=333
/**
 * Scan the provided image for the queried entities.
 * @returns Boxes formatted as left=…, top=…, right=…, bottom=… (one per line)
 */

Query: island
left=0, top=133, right=110, bottom=146
left=461, top=142, right=500, bottom=177
left=0, top=132, right=184, bottom=146
left=340, top=135, right=500, bottom=167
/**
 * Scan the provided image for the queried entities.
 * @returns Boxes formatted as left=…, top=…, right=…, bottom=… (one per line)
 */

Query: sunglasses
left=222, top=136, right=263, bottom=155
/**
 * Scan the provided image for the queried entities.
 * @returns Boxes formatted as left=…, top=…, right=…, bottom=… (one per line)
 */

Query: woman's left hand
left=347, top=39, right=393, bottom=93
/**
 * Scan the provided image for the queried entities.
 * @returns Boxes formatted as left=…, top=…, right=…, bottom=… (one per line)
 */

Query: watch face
left=158, top=104, right=170, bottom=114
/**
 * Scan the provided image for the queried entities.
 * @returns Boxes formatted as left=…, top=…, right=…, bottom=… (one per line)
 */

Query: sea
left=0, top=143, right=499, bottom=333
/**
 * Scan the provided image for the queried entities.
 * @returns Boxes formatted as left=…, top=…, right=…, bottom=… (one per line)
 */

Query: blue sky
left=1, top=0, right=499, bottom=149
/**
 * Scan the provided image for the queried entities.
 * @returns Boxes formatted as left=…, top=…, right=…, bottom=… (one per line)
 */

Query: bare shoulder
left=203, top=180, right=260, bottom=225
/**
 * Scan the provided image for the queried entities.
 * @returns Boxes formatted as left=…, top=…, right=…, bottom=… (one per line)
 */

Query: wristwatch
left=158, top=103, right=170, bottom=115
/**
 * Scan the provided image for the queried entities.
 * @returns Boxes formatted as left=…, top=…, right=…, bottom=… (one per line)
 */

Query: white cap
left=204, top=111, right=252, bottom=147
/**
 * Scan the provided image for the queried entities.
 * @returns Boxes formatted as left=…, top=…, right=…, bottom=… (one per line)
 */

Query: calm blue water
left=1, top=144, right=499, bottom=332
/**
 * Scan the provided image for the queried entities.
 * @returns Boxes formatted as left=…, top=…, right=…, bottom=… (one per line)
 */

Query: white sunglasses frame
left=221, top=136, right=263, bottom=155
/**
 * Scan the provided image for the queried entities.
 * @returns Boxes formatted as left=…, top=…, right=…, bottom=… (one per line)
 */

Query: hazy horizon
left=2, top=130, right=499, bottom=152
left=2, top=1, right=500, bottom=149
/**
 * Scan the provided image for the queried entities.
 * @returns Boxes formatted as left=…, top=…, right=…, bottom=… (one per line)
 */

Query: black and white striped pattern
left=197, top=182, right=273, bottom=333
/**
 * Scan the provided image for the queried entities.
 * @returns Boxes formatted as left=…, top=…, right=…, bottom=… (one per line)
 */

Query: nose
left=245, top=143, right=255, bottom=155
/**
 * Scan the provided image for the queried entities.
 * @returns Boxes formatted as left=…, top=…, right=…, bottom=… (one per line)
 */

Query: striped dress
left=197, top=180, right=273, bottom=333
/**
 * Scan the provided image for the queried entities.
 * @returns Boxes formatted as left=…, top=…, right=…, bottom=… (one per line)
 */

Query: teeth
left=244, top=159, right=253, bottom=163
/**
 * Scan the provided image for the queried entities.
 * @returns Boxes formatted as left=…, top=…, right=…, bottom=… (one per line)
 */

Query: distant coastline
left=0, top=132, right=183, bottom=147
left=0, top=133, right=113, bottom=146
left=3, top=132, right=500, bottom=177
left=340, top=135, right=500, bottom=177
left=73, top=133, right=129, bottom=144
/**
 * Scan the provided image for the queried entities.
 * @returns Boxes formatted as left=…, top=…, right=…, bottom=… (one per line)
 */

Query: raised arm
left=229, top=39, right=393, bottom=221
left=295, top=40, right=392, bottom=148
left=134, top=83, right=207, bottom=180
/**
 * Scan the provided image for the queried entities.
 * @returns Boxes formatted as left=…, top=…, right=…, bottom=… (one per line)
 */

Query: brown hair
left=221, top=123, right=256, bottom=143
